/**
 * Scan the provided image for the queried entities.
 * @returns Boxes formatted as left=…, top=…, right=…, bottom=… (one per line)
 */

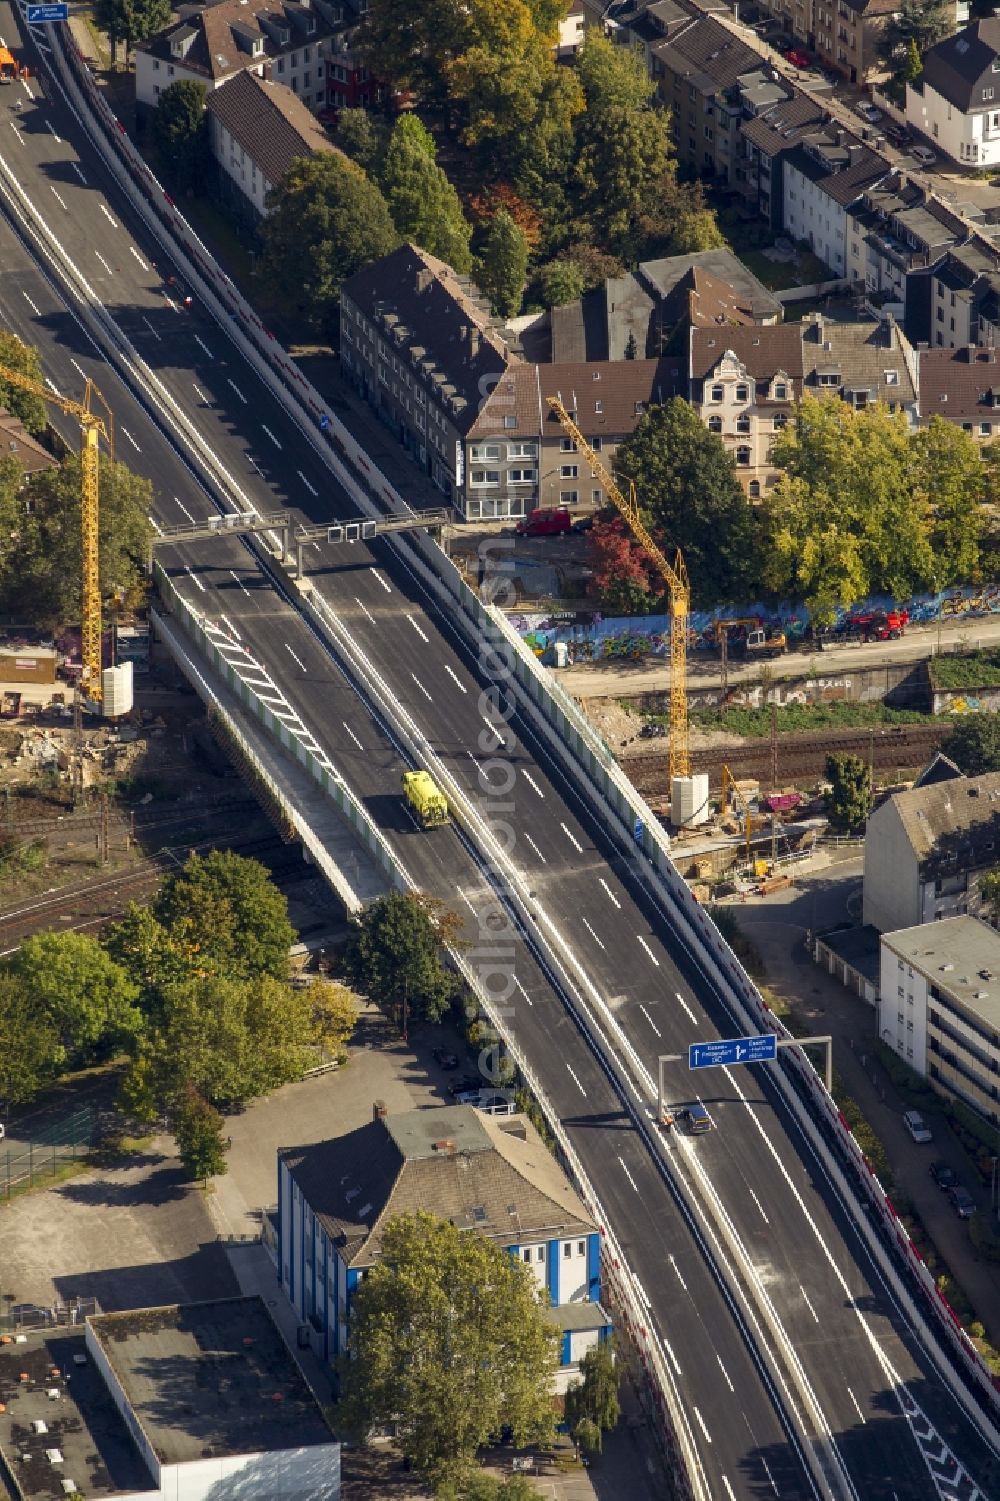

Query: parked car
left=903, top=1109, right=933, bottom=1143
left=911, top=144, right=937, bottom=167
left=515, top=506, right=572, bottom=538
left=949, top=1185, right=977, bottom=1218
left=571, top=514, right=595, bottom=533
left=846, top=607, right=908, bottom=641
left=930, top=1160, right=959, bottom=1190
left=448, top=1074, right=483, bottom=1096
left=854, top=101, right=883, bottom=124
left=786, top=48, right=811, bottom=67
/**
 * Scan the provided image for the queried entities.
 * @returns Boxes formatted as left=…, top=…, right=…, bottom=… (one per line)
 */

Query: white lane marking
left=229, top=570, right=251, bottom=597
left=717, top=1357, right=735, bottom=1394
left=94, top=250, right=112, bottom=274
left=560, top=822, right=583, bottom=854
left=464, top=750, right=481, bottom=770
left=70, top=162, right=87, bottom=185
left=760, top=1457, right=779, bottom=1497
left=148, top=513, right=163, bottom=536
left=632, top=1275, right=651, bottom=1309
left=369, top=568, right=391, bottom=593
left=675, top=990, right=698, bottom=1024
left=69, top=358, right=86, bottom=380
left=599, top=878, right=621, bottom=908
left=846, top=1387, right=866, bottom=1426
left=162, top=294, right=177, bottom=312
left=219, top=613, right=241, bottom=641
left=566, top=1063, right=587, bottom=1097
left=523, top=832, right=546, bottom=864
left=193, top=333, right=213, bottom=359
left=142, top=315, right=161, bottom=342
left=285, top=644, right=306, bottom=672
left=798, top=1284, right=820, bottom=1325
left=44, top=377, right=60, bottom=396
left=639, top=1003, right=661, bottom=1037
left=663, top=1339, right=682, bottom=1377
left=521, top=768, right=544, bottom=797
left=297, top=468, right=318, bottom=496
left=443, top=663, right=466, bottom=694
left=410, top=672, right=432, bottom=702
left=174, top=497, right=195, bottom=522
left=22, top=290, right=40, bottom=315
left=668, top=1254, right=687, bottom=1292
left=45, top=120, right=61, bottom=142
left=100, top=204, right=117, bottom=227
left=748, top=1188, right=770, bottom=1225
left=184, top=567, right=206, bottom=593
left=342, top=721, right=363, bottom=751
left=49, top=186, right=67, bottom=210
left=459, top=890, right=477, bottom=914
left=692, top=1408, right=712, bottom=1445
left=261, top=424, right=282, bottom=448
left=514, top=977, right=533, bottom=1009
left=406, top=614, right=429, bottom=643
left=128, top=245, right=148, bottom=271
left=618, top=1156, right=639, bottom=1194
left=120, top=426, right=141, bottom=452
left=354, top=596, right=375, bottom=625
left=721, top=1477, right=738, bottom=1501
left=638, top=935, right=660, bottom=967
left=581, top=916, right=605, bottom=950
left=192, top=384, right=208, bottom=404
left=9, top=121, right=22, bottom=142
left=227, top=377, right=247, bottom=404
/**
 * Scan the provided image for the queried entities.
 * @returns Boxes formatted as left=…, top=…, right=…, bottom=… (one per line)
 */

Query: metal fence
left=0, top=1297, right=98, bottom=1332
left=1, top=1106, right=97, bottom=1202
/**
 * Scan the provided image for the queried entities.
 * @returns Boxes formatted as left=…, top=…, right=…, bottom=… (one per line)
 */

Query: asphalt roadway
left=0, top=13, right=997, bottom=1497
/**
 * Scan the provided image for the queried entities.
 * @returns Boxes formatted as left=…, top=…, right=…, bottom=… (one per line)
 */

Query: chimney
left=416, top=268, right=432, bottom=294
left=372, top=1100, right=387, bottom=1122
left=468, top=327, right=480, bottom=358
left=847, top=143, right=862, bottom=162
left=968, top=343, right=978, bottom=362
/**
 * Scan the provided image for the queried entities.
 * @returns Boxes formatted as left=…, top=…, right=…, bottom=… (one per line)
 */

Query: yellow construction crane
left=0, top=361, right=113, bottom=704
left=546, top=395, right=690, bottom=781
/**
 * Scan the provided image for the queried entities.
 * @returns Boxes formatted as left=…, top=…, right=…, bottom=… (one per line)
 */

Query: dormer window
left=252, top=36, right=263, bottom=55
left=774, top=381, right=787, bottom=399
left=884, top=369, right=899, bottom=384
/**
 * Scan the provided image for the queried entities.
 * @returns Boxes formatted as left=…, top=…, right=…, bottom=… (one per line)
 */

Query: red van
left=515, top=507, right=572, bottom=538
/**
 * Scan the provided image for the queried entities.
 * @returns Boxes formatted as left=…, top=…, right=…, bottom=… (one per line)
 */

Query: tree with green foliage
left=5, top=932, right=141, bottom=1067
left=639, top=175, right=727, bottom=258
left=379, top=115, right=473, bottom=271
left=564, top=1340, right=620, bottom=1438
left=445, top=0, right=569, bottom=159
left=259, top=154, right=399, bottom=334
left=475, top=209, right=529, bottom=317
left=0, top=333, right=47, bottom=436
left=339, top=1212, right=558, bottom=1482
left=332, top=108, right=387, bottom=174
left=572, top=1416, right=602, bottom=1457
left=344, top=890, right=461, bottom=1027
left=0, top=973, right=59, bottom=1110
left=575, top=28, right=657, bottom=115
left=151, top=849, right=296, bottom=985
left=824, top=753, right=873, bottom=831
left=359, top=0, right=472, bottom=109
left=150, top=80, right=209, bottom=192
left=941, top=715, right=1000, bottom=776
left=442, top=1476, right=544, bottom=1501
left=761, top=396, right=984, bottom=620
left=614, top=398, right=758, bottom=607
left=94, top=0, right=171, bottom=64
left=306, top=979, right=361, bottom=1062
left=903, top=36, right=923, bottom=83
left=172, top=1084, right=229, bottom=1183
left=978, top=867, right=1000, bottom=925
left=537, top=256, right=586, bottom=308
left=880, top=0, right=952, bottom=64
left=2, top=454, right=152, bottom=630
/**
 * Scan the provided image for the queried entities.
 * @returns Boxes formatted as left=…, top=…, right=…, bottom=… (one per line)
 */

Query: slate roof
left=340, top=244, right=514, bottom=436
left=740, top=91, right=826, bottom=157
left=652, top=15, right=761, bottom=92
left=638, top=250, right=783, bottom=323
left=139, top=0, right=334, bottom=84
left=279, top=1106, right=596, bottom=1269
left=881, top=770, right=1000, bottom=863
left=470, top=358, right=685, bottom=442
left=800, top=315, right=917, bottom=402
left=918, top=345, right=1000, bottom=423
left=922, top=18, right=1000, bottom=114
left=785, top=131, right=888, bottom=207
left=206, top=70, right=334, bottom=188
left=690, top=325, right=806, bottom=389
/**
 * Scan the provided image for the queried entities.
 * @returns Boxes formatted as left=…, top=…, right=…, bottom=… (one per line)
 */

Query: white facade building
left=906, top=18, right=1000, bottom=167
left=206, top=70, right=335, bottom=220
left=782, top=132, right=887, bottom=277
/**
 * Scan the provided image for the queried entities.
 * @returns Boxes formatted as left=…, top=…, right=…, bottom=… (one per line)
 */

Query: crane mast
left=545, top=395, right=690, bottom=782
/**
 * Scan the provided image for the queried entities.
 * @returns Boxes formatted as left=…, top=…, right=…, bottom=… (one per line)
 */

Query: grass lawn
left=739, top=246, right=834, bottom=291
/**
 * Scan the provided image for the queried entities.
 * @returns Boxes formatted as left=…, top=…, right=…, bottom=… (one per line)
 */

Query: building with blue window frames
left=277, top=1103, right=610, bottom=1392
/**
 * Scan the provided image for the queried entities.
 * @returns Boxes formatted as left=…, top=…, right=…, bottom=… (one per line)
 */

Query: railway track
left=626, top=722, right=948, bottom=803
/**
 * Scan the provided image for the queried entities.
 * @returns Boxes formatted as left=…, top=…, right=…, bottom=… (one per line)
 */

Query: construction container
left=671, top=773, right=710, bottom=828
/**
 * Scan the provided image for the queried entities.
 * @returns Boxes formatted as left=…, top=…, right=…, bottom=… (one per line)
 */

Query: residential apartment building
left=689, top=313, right=917, bottom=493
left=781, top=126, right=888, bottom=275
left=907, top=18, right=1000, bottom=168
left=907, top=239, right=1000, bottom=350
left=863, top=770, right=1000, bottom=932
left=734, top=81, right=828, bottom=225
left=135, top=0, right=338, bottom=114
left=846, top=181, right=961, bottom=308
left=880, top=917, right=1000, bottom=1127
left=205, top=71, right=335, bottom=220
left=648, top=14, right=763, bottom=177
left=917, top=344, right=1000, bottom=439
left=810, top=0, right=897, bottom=86
left=278, top=1104, right=611, bottom=1391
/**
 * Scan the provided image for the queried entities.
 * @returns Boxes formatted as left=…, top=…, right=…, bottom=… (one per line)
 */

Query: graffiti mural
left=511, top=586, right=993, bottom=663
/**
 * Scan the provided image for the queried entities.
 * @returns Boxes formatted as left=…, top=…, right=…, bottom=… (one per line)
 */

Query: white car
left=903, top=1109, right=933, bottom=1143
left=911, top=144, right=937, bottom=167
left=854, top=101, right=883, bottom=124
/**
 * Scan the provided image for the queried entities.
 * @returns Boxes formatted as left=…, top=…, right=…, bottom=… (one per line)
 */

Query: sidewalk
left=733, top=879, right=1000, bottom=1341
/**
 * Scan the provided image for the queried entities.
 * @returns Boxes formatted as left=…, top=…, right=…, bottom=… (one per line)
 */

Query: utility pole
left=720, top=631, right=728, bottom=717
left=770, top=702, right=779, bottom=791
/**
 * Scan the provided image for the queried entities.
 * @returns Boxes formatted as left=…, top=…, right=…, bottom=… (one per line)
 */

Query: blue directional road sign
left=27, top=3, right=69, bottom=20
left=688, top=1033, right=777, bottom=1070
left=633, top=817, right=645, bottom=844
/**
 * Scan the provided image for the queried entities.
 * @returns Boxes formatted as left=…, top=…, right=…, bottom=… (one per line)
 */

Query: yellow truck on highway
left=402, top=769, right=449, bottom=827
